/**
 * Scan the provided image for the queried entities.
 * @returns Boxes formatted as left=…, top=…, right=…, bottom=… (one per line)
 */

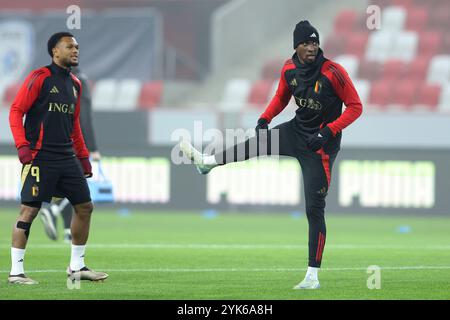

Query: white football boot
left=67, top=266, right=109, bottom=281
left=179, top=140, right=215, bottom=175
left=293, top=275, right=320, bottom=289
left=8, top=274, right=39, bottom=285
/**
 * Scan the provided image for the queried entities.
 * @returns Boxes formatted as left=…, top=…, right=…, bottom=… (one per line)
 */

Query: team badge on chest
left=314, top=80, right=322, bottom=94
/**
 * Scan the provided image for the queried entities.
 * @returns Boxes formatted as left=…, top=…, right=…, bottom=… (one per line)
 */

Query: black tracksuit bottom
left=214, top=119, right=337, bottom=268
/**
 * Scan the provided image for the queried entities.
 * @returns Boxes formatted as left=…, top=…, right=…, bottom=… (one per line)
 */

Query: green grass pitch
left=0, top=207, right=449, bottom=300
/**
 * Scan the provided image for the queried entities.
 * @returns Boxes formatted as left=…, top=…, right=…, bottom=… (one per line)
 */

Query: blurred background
left=0, top=0, right=449, bottom=215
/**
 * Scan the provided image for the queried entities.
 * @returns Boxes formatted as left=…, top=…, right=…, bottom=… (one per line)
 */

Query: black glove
left=255, top=118, right=269, bottom=136
left=306, top=126, right=333, bottom=152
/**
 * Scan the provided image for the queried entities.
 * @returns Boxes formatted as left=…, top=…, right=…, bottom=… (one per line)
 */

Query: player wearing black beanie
left=180, top=20, right=363, bottom=290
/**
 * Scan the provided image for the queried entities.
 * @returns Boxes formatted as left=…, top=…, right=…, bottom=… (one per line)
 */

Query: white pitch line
left=1, top=243, right=449, bottom=250
left=1, top=266, right=450, bottom=274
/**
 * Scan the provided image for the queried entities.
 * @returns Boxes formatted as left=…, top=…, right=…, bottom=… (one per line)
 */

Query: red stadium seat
left=138, top=81, right=163, bottom=109
left=381, top=60, right=406, bottom=80
left=333, top=10, right=358, bottom=33
left=416, top=84, right=441, bottom=108
left=369, top=80, right=393, bottom=106
left=247, top=80, right=273, bottom=108
left=391, top=80, right=420, bottom=106
left=346, top=32, right=369, bottom=58
left=358, top=59, right=382, bottom=81
left=405, top=6, right=429, bottom=31
left=403, top=56, right=430, bottom=81
left=3, top=83, right=21, bottom=107
left=418, top=31, right=442, bottom=58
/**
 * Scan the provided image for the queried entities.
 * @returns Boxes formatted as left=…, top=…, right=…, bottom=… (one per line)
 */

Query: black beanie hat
left=47, top=32, right=74, bottom=57
left=293, top=20, right=320, bottom=49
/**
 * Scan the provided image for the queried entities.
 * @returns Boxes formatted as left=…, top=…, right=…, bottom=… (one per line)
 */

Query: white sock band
left=11, top=247, right=26, bottom=275
left=306, top=266, right=319, bottom=280
left=70, top=245, right=86, bottom=271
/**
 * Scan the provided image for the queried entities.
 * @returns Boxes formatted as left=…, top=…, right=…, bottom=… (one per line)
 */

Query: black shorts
left=20, top=157, right=91, bottom=208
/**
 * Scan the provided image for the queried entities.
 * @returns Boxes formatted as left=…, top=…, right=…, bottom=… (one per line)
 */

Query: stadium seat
left=390, top=32, right=418, bottom=62
left=92, top=79, right=118, bottom=110
left=247, top=80, right=273, bottom=108
left=369, top=80, right=393, bottom=107
left=219, top=78, right=251, bottom=111
left=352, top=79, right=371, bottom=107
left=391, top=80, right=420, bottom=106
left=365, top=31, right=393, bottom=62
left=381, top=6, right=407, bottom=31
left=114, top=79, right=142, bottom=110
left=438, top=83, right=450, bottom=112
left=426, top=55, right=450, bottom=85
left=418, top=31, right=442, bottom=58
left=416, top=84, right=441, bottom=108
left=358, top=59, right=382, bottom=81
left=334, top=55, right=359, bottom=79
left=381, top=59, right=406, bottom=80
left=403, top=56, right=430, bottom=81
left=405, top=6, right=428, bottom=31
left=333, top=10, right=358, bottom=33
left=139, top=81, right=163, bottom=109
left=346, top=32, right=369, bottom=58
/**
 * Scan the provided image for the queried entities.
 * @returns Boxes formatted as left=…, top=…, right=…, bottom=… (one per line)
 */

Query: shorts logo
left=50, top=86, right=59, bottom=94
left=32, top=184, right=39, bottom=197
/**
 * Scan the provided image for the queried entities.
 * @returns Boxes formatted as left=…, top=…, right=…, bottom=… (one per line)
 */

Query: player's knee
left=19, top=205, right=40, bottom=221
left=75, top=201, right=94, bottom=216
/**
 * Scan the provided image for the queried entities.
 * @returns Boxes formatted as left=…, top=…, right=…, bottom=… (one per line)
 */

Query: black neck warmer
left=292, top=48, right=327, bottom=92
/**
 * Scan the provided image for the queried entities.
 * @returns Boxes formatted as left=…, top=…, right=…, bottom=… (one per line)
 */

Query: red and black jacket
left=260, top=53, right=363, bottom=153
left=9, top=62, right=89, bottom=161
